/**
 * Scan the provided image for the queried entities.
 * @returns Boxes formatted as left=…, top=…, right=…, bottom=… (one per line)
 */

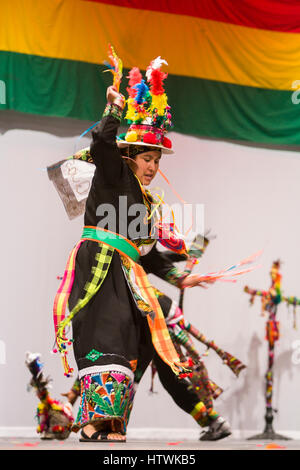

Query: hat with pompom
left=117, top=57, right=174, bottom=154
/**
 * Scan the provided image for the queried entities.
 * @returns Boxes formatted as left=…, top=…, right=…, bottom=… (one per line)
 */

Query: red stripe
left=82, top=0, right=300, bottom=33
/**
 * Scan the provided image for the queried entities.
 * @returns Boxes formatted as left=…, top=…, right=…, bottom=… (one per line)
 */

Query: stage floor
left=1, top=436, right=299, bottom=450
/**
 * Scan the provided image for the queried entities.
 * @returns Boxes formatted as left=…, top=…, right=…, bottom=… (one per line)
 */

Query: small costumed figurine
left=244, top=260, right=300, bottom=440
left=25, top=352, right=74, bottom=440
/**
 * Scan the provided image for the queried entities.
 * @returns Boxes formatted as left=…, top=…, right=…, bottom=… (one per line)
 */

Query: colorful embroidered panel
left=74, top=369, right=135, bottom=433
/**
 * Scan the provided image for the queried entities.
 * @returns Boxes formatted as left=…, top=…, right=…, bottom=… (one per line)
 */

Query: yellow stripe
left=56, top=293, right=67, bottom=317
left=55, top=244, right=77, bottom=321
left=190, top=401, right=206, bottom=418
left=1, top=0, right=300, bottom=90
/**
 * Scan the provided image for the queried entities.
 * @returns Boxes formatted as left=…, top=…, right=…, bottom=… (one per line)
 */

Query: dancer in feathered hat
left=52, top=49, right=218, bottom=443
left=51, top=47, right=258, bottom=443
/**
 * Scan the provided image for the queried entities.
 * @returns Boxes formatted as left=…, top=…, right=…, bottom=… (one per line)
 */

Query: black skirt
left=68, top=240, right=153, bottom=373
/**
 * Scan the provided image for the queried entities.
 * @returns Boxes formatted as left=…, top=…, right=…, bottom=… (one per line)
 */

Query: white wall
left=1, top=110, right=300, bottom=435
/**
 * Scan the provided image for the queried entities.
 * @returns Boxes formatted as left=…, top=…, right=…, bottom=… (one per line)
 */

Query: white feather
left=146, top=56, right=168, bottom=80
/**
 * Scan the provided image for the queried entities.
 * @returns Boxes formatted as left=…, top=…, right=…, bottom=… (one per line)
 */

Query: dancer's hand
left=180, top=273, right=217, bottom=288
left=107, top=85, right=125, bottom=109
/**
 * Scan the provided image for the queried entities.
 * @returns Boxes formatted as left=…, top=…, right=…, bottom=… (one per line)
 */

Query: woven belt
left=81, top=226, right=140, bottom=262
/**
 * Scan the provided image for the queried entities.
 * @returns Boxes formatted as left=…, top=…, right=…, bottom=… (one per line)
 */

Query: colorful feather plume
left=134, top=80, right=149, bottom=104
left=124, top=57, right=172, bottom=129
left=146, top=56, right=168, bottom=89
left=125, top=70, right=150, bottom=123
left=146, top=56, right=169, bottom=118
left=121, top=55, right=173, bottom=148
left=127, top=67, right=143, bottom=98
left=104, top=44, right=123, bottom=91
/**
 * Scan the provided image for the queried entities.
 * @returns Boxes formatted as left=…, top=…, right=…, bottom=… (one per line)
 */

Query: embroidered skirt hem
left=72, top=368, right=135, bottom=434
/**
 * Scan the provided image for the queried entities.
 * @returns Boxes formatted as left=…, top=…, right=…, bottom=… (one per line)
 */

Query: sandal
left=79, top=428, right=126, bottom=443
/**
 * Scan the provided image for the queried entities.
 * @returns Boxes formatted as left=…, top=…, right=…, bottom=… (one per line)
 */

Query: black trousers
left=134, top=319, right=201, bottom=416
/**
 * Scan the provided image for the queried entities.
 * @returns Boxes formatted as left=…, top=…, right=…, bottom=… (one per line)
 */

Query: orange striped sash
left=127, top=259, right=187, bottom=375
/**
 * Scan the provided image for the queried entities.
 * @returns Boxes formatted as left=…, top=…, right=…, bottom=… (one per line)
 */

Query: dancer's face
left=134, top=150, right=161, bottom=186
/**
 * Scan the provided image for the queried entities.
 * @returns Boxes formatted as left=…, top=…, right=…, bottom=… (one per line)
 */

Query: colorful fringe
left=126, top=257, right=189, bottom=376
left=53, top=241, right=114, bottom=376
left=53, top=240, right=84, bottom=375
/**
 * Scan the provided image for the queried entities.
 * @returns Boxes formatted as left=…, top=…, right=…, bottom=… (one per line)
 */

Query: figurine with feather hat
left=25, top=352, right=74, bottom=440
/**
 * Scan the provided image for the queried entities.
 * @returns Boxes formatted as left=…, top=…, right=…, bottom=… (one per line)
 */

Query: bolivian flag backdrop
left=1, top=0, right=300, bottom=146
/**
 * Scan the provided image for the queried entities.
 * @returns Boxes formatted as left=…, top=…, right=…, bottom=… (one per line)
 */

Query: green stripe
left=1, top=50, right=300, bottom=146
left=82, top=227, right=140, bottom=262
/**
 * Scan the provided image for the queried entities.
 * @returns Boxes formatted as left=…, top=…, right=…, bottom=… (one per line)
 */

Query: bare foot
left=83, top=423, right=98, bottom=437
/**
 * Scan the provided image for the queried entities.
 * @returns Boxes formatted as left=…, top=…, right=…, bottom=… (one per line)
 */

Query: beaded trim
left=102, top=103, right=123, bottom=122
left=165, top=267, right=188, bottom=287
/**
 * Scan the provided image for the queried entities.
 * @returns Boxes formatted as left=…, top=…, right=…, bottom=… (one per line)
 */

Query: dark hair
left=120, top=145, right=161, bottom=159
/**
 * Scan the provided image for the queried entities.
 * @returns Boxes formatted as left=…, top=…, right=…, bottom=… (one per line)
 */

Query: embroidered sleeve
left=73, top=148, right=94, bottom=164
left=165, top=267, right=189, bottom=287
left=102, top=102, right=123, bottom=122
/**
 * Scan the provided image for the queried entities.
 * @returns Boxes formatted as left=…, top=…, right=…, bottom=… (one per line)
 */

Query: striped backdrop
left=1, top=0, right=300, bottom=145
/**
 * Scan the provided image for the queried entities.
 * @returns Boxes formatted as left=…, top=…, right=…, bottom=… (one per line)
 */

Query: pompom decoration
left=163, top=137, right=172, bottom=149
left=143, top=132, right=157, bottom=145
left=125, top=131, right=138, bottom=142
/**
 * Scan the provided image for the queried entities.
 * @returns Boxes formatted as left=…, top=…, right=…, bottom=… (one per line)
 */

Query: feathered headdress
left=117, top=56, right=173, bottom=154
